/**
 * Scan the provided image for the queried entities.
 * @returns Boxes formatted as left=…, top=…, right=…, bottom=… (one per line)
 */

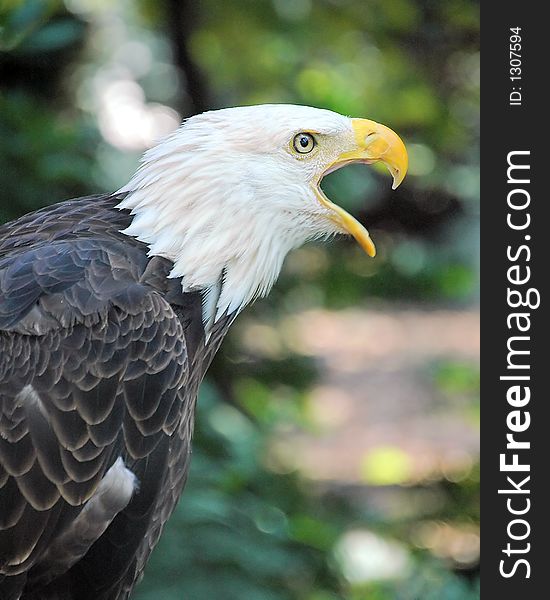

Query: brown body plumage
left=0, top=195, right=231, bottom=599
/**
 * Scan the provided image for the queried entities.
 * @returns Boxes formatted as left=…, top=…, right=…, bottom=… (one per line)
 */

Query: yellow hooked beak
left=315, top=118, right=408, bottom=257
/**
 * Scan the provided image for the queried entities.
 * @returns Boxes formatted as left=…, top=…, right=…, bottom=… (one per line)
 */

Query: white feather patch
left=35, top=458, right=137, bottom=579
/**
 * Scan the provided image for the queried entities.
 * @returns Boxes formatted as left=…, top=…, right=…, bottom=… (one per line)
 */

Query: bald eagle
left=0, top=104, right=407, bottom=599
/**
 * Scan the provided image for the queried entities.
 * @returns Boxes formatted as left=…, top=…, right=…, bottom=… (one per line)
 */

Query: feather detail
left=116, top=104, right=351, bottom=323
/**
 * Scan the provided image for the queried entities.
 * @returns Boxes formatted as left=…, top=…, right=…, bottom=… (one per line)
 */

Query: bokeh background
left=0, top=1, right=479, bottom=598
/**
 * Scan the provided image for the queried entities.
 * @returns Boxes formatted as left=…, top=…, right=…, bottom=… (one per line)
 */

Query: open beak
left=315, top=118, right=408, bottom=257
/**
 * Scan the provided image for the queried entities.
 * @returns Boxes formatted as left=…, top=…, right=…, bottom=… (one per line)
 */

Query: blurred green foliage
left=1, top=1, right=479, bottom=598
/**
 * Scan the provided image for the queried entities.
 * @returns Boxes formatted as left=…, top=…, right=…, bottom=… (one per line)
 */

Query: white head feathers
left=117, top=104, right=358, bottom=327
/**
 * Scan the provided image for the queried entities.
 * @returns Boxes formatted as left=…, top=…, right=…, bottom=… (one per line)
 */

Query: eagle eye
left=293, top=133, right=316, bottom=154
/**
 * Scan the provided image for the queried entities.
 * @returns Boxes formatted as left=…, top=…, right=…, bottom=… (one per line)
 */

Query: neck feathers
left=115, top=126, right=300, bottom=329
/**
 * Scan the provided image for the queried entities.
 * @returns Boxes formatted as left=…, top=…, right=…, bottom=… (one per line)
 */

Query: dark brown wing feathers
left=0, top=195, right=228, bottom=599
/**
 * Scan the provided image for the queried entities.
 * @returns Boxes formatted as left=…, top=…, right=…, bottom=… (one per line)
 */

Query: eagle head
left=117, top=104, right=408, bottom=325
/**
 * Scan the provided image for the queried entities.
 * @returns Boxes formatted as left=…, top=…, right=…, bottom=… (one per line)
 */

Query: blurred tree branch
left=165, top=0, right=212, bottom=115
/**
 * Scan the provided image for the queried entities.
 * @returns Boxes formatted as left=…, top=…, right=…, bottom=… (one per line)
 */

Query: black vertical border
left=482, top=3, right=547, bottom=597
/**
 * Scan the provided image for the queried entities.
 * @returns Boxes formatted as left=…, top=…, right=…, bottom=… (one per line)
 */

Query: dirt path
left=271, top=305, right=480, bottom=483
